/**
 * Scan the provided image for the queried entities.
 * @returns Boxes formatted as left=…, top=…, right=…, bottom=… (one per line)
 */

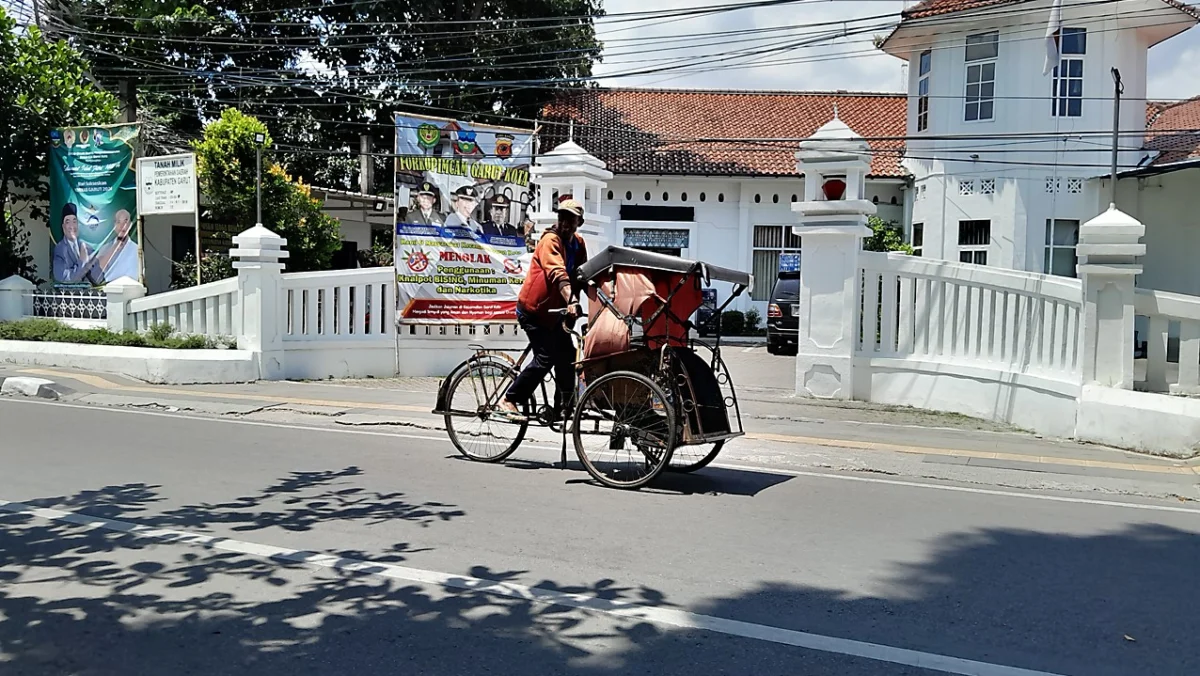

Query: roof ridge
left=580, top=86, right=906, bottom=98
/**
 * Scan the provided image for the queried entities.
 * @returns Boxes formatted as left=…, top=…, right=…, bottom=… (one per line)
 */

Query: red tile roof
left=900, top=0, right=1198, bottom=20
left=540, top=88, right=908, bottom=178
left=541, top=88, right=1200, bottom=179
left=1146, top=97, right=1200, bottom=165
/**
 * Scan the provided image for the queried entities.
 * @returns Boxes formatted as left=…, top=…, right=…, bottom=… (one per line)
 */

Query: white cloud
left=595, top=0, right=1200, bottom=102
left=593, top=0, right=909, bottom=92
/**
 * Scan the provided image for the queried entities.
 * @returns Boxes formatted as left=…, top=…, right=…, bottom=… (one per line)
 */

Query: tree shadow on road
left=1, top=479, right=1199, bottom=676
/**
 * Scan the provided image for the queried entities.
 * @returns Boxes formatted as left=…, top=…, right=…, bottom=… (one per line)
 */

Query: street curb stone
left=0, top=376, right=73, bottom=401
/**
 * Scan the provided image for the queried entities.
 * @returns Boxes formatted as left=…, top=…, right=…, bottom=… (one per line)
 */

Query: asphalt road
left=2, top=397, right=1198, bottom=676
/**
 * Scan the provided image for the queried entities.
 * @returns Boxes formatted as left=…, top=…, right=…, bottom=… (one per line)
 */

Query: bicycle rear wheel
left=667, top=441, right=725, bottom=473
left=444, top=360, right=529, bottom=463
left=572, top=371, right=676, bottom=489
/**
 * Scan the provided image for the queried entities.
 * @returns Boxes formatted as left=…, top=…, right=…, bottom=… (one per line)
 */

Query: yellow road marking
left=19, top=368, right=1200, bottom=477
left=17, top=368, right=428, bottom=414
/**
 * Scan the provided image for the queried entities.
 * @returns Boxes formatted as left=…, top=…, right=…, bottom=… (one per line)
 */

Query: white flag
left=1043, top=0, right=1063, bottom=76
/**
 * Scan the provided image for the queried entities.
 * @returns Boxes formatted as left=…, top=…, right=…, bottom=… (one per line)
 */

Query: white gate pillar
left=1077, top=205, right=1145, bottom=389
left=231, top=225, right=289, bottom=380
left=792, top=113, right=876, bottom=399
left=0, top=275, right=35, bottom=322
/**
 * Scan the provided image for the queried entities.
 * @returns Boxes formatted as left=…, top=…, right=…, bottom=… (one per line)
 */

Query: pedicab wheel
left=572, top=370, right=677, bottom=490
left=666, top=441, right=725, bottom=473
left=444, top=360, right=529, bottom=463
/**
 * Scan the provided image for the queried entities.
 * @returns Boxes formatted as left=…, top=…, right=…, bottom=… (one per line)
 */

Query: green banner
left=48, top=124, right=141, bottom=288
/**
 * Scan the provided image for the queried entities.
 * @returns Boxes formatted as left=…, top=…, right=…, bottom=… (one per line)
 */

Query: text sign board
left=137, top=153, right=197, bottom=216
left=779, top=253, right=801, bottom=273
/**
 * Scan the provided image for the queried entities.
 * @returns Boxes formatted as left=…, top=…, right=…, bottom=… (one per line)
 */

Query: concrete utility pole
left=118, top=80, right=137, bottom=124
left=1109, top=68, right=1123, bottom=206
left=359, top=135, right=373, bottom=195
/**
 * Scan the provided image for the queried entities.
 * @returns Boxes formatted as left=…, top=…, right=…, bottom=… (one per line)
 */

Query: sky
left=591, top=0, right=1200, bottom=102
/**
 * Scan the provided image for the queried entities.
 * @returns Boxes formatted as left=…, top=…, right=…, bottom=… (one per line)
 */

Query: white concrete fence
left=0, top=225, right=523, bottom=381
left=794, top=203, right=1200, bottom=455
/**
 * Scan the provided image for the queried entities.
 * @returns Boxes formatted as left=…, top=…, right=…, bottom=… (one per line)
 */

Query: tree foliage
left=192, top=108, right=342, bottom=273
left=864, top=216, right=913, bottom=254
left=54, top=0, right=604, bottom=191
left=0, top=8, right=117, bottom=282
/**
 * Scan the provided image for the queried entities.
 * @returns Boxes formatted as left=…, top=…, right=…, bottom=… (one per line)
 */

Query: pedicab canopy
left=576, top=246, right=752, bottom=361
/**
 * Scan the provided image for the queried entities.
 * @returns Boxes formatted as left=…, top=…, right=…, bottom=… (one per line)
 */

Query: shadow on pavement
left=0, top=478, right=1198, bottom=675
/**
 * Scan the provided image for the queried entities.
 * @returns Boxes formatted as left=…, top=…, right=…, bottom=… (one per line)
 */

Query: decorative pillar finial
left=833, top=103, right=839, bottom=119
left=568, top=119, right=574, bottom=142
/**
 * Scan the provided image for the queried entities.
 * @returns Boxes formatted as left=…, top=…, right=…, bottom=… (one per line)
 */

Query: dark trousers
left=506, top=313, right=576, bottom=412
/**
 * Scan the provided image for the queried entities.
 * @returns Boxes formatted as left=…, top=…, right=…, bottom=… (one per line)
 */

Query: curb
left=0, top=376, right=73, bottom=401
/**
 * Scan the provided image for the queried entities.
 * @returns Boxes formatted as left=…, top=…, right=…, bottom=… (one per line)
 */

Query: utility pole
left=118, top=80, right=137, bottom=124
left=1109, top=68, right=1123, bottom=207
left=254, top=132, right=265, bottom=226
left=359, top=135, right=373, bottom=195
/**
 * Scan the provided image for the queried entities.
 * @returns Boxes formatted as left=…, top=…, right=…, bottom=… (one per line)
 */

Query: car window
left=771, top=278, right=800, bottom=303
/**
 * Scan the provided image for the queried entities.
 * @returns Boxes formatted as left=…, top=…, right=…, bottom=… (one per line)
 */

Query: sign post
left=136, top=153, right=199, bottom=284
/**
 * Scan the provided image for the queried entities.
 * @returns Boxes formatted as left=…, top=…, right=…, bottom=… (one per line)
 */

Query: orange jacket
left=517, top=229, right=588, bottom=321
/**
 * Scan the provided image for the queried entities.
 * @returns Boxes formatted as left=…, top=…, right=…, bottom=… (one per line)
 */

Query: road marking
left=18, top=367, right=1200, bottom=476
left=15, top=368, right=429, bottom=415
left=745, top=432, right=1200, bottom=476
left=0, top=499, right=1066, bottom=676
left=3, top=397, right=1200, bottom=516
left=741, top=346, right=757, bottom=353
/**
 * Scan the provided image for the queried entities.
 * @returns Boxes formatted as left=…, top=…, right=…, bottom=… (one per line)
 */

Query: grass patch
left=0, top=318, right=235, bottom=349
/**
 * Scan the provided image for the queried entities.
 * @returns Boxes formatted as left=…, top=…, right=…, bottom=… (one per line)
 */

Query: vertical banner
left=393, top=113, right=535, bottom=324
left=48, top=124, right=141, bottom=288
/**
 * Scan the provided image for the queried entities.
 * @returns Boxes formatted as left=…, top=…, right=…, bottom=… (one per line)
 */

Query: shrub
left=744, top=307, right=762, bottom=332
left=721, top=310, right=745, bottom=336
left=0, top=318, right=230, bottom=349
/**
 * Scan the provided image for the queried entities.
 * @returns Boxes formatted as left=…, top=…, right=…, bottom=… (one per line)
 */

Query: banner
left=48, top=124, right=141, bottom=288
left=394, top=113, right=536, bottom=324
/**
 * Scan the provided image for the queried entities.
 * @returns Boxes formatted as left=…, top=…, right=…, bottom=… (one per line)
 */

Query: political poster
left=48, top=123, right=141, bottom=288
left=393, top=113, right=537, bottom=324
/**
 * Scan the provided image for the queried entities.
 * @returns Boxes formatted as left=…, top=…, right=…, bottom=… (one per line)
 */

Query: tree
left=53, top=0, right=604, bottom=192
left=863, top=216, right=913, bottom=254
left=192, top=108, right=342, bottom=274
left=0, top=9, right=117, bottom=282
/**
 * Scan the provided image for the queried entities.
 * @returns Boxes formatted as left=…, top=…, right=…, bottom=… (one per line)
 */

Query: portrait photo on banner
left=47, top=123, right=142, bottom=289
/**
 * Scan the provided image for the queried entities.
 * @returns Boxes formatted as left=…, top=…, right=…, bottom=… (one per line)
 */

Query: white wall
left=601, top=175, right=907, bottom=314
left=1112, top=168, right=1200, bottom=296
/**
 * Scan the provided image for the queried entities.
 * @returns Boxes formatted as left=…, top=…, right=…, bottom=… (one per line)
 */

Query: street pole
left=1110, top=68, right=1123, bottom=207
left=256, top=145, right=263, bottom=226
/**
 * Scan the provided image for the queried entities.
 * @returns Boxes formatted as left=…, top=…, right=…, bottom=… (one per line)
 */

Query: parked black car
left=766, top=271, right=800, bottom=355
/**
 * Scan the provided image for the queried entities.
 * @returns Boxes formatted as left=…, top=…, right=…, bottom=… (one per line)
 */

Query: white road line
left=3, top=397, right=1199, bottom=516
left=0, top=498, right=1065, bottom=676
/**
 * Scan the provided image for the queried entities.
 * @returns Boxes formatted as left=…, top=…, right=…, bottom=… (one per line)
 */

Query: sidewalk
left=6, top=365, right=1199, bottom=489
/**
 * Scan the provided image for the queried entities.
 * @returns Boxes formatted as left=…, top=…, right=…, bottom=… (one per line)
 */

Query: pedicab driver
left=498, top=199, right=588, bottom=421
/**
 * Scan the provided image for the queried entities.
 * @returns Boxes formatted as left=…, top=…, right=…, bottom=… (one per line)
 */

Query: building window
left=1045, top=177, right=1060, bottom=193
left=917, top=50, right=931, bottom=132
left=1045, top=219, right=1079, bottom=277
left=964, top=31, right=997, bottom=122
left=910, top=223, right=924, bottom=257
left=751, top=225, right=802, bottom=301
left=1066, top=177, right=1082, bottom=194
left=958, top=219, right=990, bottom=265
left=607, top=190, right=614, bottom=200
left=980, top=178, right=996, bottom=195
left=1052, top=28, right=1086, bottom=118
left=959, top=180, right=975, bottom=196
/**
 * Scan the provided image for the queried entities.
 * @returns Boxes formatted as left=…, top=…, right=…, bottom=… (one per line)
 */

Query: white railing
left=280, top=267, right=395, bottom=341
left=858, top=252, right=1083, bottom=380
left=1133, top=288, right=1200, bottom=393
left=127, top=277, right=239, bottom=336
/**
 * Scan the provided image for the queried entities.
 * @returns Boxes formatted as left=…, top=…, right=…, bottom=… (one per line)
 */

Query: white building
left=540, top=89, right=910, bottom=314
left=879, top=0, right=1198, bottom=276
